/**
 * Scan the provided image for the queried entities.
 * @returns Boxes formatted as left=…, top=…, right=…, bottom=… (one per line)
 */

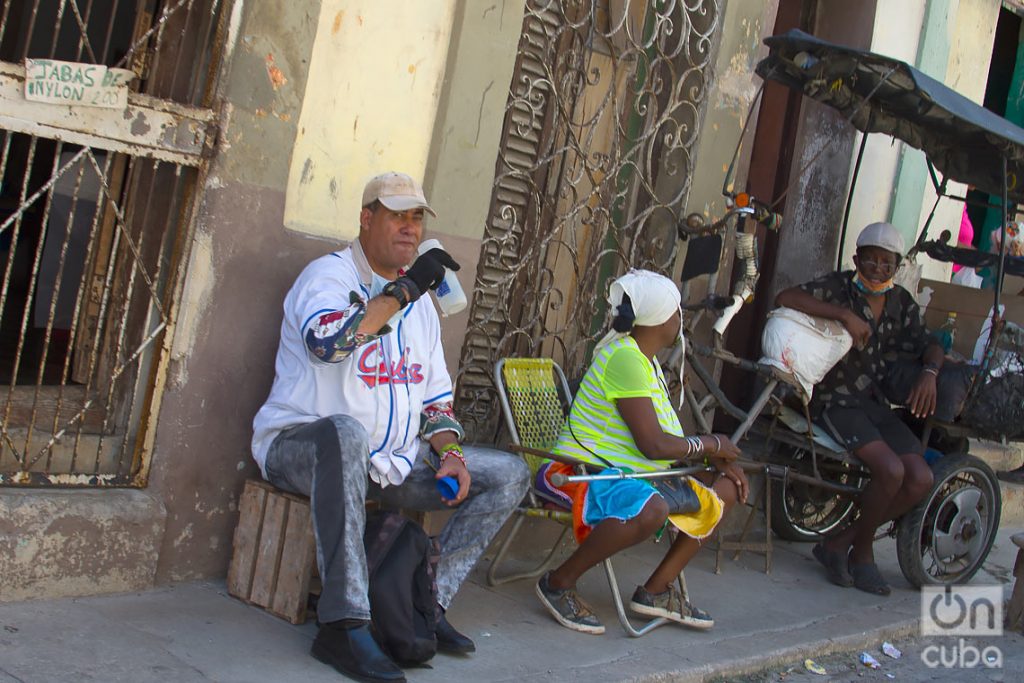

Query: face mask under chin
left=853, top=270, right=895, bottom=295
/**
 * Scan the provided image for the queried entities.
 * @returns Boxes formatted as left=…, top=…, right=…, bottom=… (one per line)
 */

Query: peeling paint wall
left=686, top=0, right=779, bottom=228
left=0, top=490, right=165, bottom=601
left=283, top=0, right=458, bottom=240
left=169, top=229, right=214, bottom=386
left=424, top=0, right=526, bottom=242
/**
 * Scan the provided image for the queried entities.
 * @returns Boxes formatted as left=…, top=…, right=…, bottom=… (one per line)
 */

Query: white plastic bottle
left=416, top=238, right=467, bottom=316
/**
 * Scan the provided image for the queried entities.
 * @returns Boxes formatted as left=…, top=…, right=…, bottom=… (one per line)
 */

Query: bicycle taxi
left=673, top=29, right=1023, bottom=588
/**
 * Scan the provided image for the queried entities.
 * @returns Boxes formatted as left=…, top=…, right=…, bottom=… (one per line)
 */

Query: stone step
left=1000, top=480, right=1024, bottom=528
left=968, top=440, right=1024, bottom=528
left=969, top=439, right=1024, bottom=472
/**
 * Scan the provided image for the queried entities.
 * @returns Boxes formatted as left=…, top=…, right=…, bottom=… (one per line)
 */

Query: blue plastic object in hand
left=436, top=476, right=460, bottom=501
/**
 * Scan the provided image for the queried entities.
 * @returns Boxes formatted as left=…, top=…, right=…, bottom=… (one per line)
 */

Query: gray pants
left=264, top=415, right=530, bottom=623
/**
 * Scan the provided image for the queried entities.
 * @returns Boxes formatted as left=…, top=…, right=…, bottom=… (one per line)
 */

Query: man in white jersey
left=252, top=172, right=530, bottom=683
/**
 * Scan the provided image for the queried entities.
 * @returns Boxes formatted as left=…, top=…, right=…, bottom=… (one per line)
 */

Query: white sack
left=760, top=307, right=853, bottom=400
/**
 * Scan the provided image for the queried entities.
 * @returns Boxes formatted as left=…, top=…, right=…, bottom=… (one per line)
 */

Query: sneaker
left=535, top=572, right=605, bottom=635
left=629, top=585, right=714, bottom=630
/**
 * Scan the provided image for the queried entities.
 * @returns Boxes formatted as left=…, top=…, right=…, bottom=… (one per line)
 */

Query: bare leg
left=824, top=442, right=934, bottom=564
left=546, top=495, right=668, bottom=591
left=643, top=475, right=738, bottom=593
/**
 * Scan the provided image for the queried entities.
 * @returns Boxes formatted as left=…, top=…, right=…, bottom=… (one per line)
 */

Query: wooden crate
left=227, top=479, right=316, bottom=624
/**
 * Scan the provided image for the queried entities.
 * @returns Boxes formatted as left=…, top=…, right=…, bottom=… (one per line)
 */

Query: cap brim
left=857, top=241, right=903, bottom=256
left=379, top=196, right=437, bottom=217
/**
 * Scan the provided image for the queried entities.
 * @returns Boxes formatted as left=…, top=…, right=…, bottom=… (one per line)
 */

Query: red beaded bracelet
left=439, top=443, right=466, bottom=466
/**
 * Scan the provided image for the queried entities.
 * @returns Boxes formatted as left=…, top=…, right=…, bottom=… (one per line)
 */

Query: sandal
left=849, top=561, right=891, bottom=596
left=812, top=543, right=853, bottom=588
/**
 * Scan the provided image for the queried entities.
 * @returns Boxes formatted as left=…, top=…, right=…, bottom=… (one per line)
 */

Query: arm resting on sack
left=776, top=285, right=872, bottom=349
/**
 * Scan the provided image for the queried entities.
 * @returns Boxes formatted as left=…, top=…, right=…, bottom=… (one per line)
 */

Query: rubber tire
left=769, top=444, right=862, bottom=543
left=896, top=453, right=1001, bottom=588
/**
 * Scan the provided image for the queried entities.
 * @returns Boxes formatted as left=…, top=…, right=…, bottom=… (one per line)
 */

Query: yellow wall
left=283, top=0, right=457, bottom=239
left=424, top=1, right=527, bottom=241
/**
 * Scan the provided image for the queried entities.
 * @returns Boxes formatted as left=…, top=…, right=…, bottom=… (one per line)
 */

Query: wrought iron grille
left=455, top=0, right=721, bottom=441
left=0, top=0, right=226, bottom=485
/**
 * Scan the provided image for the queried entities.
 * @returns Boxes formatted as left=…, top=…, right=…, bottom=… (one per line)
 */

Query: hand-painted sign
left=24, top=59, right=135, bottom=109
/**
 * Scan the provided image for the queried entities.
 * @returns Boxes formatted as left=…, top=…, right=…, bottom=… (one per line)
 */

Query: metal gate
left=455, top=0, right=722, bottom=440
left=0, top=0, right=227, bottom=485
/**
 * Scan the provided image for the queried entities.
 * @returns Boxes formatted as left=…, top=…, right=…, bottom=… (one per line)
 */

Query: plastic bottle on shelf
left=935, top=312, right=957, bottom=353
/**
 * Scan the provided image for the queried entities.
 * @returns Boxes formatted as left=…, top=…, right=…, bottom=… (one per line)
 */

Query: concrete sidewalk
left=0, top=521, right=1019, bottom=683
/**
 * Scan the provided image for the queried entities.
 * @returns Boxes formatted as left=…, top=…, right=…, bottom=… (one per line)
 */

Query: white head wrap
left=596, top=269, right=685, bottom=406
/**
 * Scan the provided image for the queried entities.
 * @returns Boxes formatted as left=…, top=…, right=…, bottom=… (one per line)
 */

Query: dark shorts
left=820, top=401, right=922, bottom=455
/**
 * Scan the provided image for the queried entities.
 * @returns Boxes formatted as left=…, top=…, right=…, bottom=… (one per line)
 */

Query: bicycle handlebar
left=677, top=195, right=783, bottom=239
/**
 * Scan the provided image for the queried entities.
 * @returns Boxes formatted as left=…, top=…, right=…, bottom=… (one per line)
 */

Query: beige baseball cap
left=361, top=172, right=436, bottom=217
left=856, top=221, right=905, bottom=256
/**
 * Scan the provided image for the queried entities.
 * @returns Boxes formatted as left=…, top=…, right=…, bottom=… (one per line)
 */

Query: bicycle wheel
left=769, top=443, right=863, bottom=542
left=896, top=453, right=1001, bottom=587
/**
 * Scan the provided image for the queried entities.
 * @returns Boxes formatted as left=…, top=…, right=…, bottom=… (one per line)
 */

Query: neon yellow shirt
left=553, top=336, right=682, bottom=472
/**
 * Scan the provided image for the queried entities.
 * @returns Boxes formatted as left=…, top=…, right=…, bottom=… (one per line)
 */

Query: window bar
left=60, top=151, right=116, bottom=473
left=8, top=141, right=66, bottom=468
left=45, top=0, right=73, bottom=59
left=93, top=157, right=163, bottom=473
left=32, top=152, right=91, bottom=472
left=116, top=0, right=193, bottom=75
left=98, top=0, right=124, bottom=67
left=0, top=0, right=13, bottom=50
left=191, top=0, right=224, bottom=105
left=115, top=164, right=186, bottom=472
left=70, top=153, right=136, bottom=471
left=74, top=0, right=101, bottom=64
left=164, top=0, right=199, bottom=101
left=0, top=136, right=46, bottom=467
left=101, top=165, right=168, bottom=319
left=18, top=1, right=44, bottom=62
left=67, top=0, right=99, bottom=63
left=143, top=0, right=191, bottom=97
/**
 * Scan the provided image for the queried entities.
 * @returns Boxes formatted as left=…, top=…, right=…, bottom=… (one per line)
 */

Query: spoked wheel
left=896, top=453, right=1001, bottom=587
left=769, top=443, right=865, bottom=542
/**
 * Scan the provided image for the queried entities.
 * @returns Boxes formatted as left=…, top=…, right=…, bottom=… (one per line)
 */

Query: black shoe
left=435, top=613, right=475, bottom=654
left=311, top=622, right=406, bottom=682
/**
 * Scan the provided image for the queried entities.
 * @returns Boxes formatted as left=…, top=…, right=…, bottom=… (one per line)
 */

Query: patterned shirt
left=553, top=336, right=681, bottom=472
left=799, top=270, right=936, bottom=413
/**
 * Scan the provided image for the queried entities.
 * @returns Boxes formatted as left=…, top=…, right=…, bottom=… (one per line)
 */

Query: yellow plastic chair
left=490, top=357, right=690, bottom=637
left=487, top=358, right=576, bottom=586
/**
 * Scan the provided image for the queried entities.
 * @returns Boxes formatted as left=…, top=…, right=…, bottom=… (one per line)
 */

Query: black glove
left=397, top=248, right=461, bottom=301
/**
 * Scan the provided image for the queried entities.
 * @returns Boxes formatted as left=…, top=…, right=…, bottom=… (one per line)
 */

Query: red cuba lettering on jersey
left=357, top=344, right=424, bottom=388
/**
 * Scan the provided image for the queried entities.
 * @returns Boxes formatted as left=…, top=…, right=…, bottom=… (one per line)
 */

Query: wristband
left=439, top=442, right=466, bottom=466
left=922, top=367, right=939, bottom=377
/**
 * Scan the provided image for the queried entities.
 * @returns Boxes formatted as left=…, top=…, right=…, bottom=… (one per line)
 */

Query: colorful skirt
left=538, top=462, right=724, bottom=543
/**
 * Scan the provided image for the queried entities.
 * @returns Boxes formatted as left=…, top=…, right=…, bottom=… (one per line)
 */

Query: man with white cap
left=252, top=172, right=529, bottom=682
left=776, top=221, right=943, bottom=596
